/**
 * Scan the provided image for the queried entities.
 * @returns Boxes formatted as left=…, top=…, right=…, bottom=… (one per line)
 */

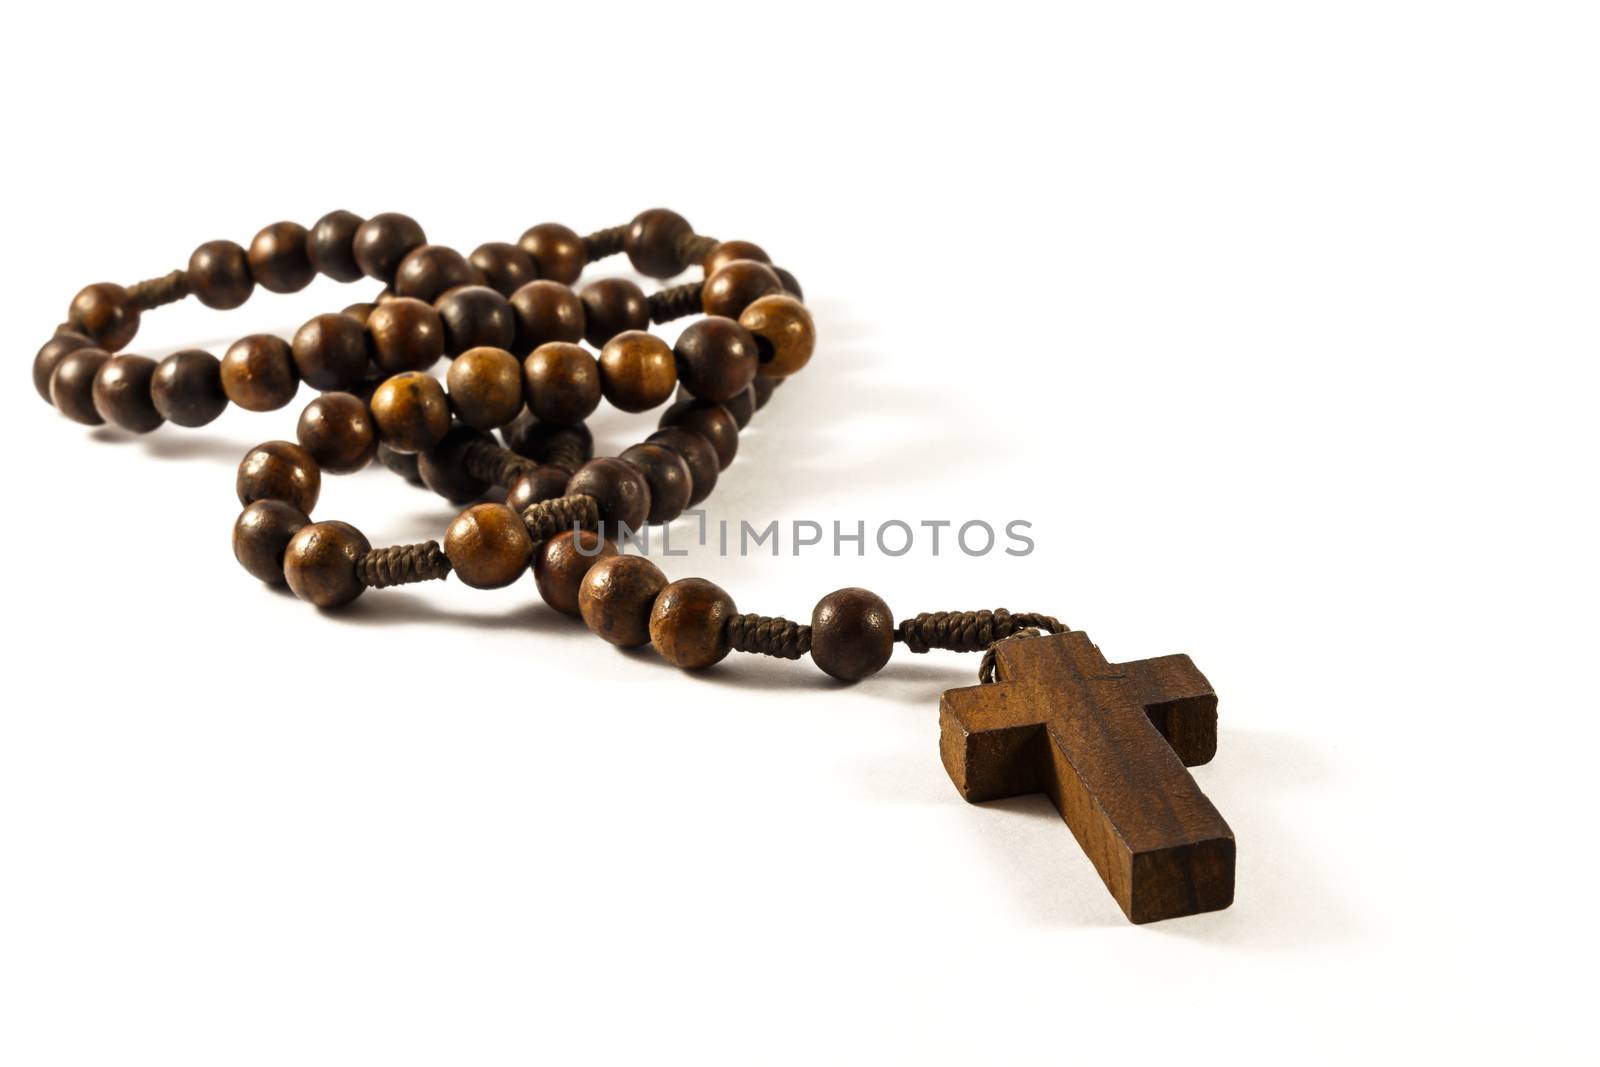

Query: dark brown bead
left=502, top=417, right=592, bottom=471
left=658, top=399, right=738, bottom=470
left=221, top=334, right=299, bottom=412
left=509, top=280, right=585, bottom=354
left=506, top=465, right=570, bottom=512
left=810, top=587, right=895, bottom=682
left=367, top=297, right=445, bottom=373
left=534, top=529, right=617, bottom=616
left=237, top=440, right=321, bottom=513
left=751, top=374, right=782, bottom=411
left=233, top=500, right=310, bottom=585
left=296, top=392, right=377, bottom=474
left=187, top=241, right=254, bottom=310
left=284, top=520, right=370, bottom=608
left=620, top=443, right=692, bottom=524
left=524, top=343, right=601, bottom=426
left=394, top=244, right=479, bottom=303
left=151, top=350, right=228, bottom=427
left=435, top=285, right=515, bottom=353
left=649, top=577, right=736, bottom=669
left=33, top=332, right=95, bottom=403
left=741, top=294, right=815, bottom=378
left=248, top=221, right=314, bottom=293
left=68, top=282, right=139, bottom=351
left=48, top=348, right=111, bottom=424
left=703, top=240, right=770, bottom=277
left=292, top=313, right=371, bottom=391
left=578, top=555, right=667, bottom=646
left=446, top=346, right=523, bottom=430
left=91, top=354, right=163, bottom=433
left=370, top=372, right=450, bottom=453
left=579, top=278, right=649, bottom=347
left=702, top=260, right=784, bottom=320
left=417, top=425, right=492, bottom=503
left=773, top=267, right=803, bottom=300
left=674, top=317, right=759, bottom=403
left=469, top=242, right=538, bottom=296
left=624, top=208, right=693, bottom=278
left=444, top=502, right=533, bottom=589
left=568, top=457, right=651, bottom=532
left=341, top=302, right=376, bottom=326
left=308, top=210, right=365, bottom=282
left=379, top=442, right=425, bottom=486
left=676, top=381, right=753, bottom=427
left=599, top=330, right=676, bottom=413
left=518, top=222, right=585, bottom=285
left=353, top=212, right=427, bottom=282
left=645, top=428, right=719, bottom=507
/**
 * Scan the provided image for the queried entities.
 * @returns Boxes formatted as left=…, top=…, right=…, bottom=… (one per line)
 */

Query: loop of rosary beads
left=36, top=206, right=1057, bottom=687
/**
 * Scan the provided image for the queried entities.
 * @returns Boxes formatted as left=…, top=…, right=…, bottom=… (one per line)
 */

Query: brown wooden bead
left=703, top=239, right=770, bottom=277
left=534, top=529, right=617, bottom=616
left=578, top=555, right=667, bottom=646
left=296, top=392, right=377, bottom=474
left=741, top=294, right=815, bottom=378
left=308, top=210, right=365, bottom=282
left=233, top=499, right=309, bottom=584
left=367, top=297, right=445, bottom=373
left=353, top=212, right=427, bottom=282
left=447, top=346, right=523, bottom=430
left=394, top=244, right=479, bottom=303
left=502, top=417, right=592, bottom=471
left=378, top=442, right=424, bottom=486
left=624, top=208, right=693, bottom=277
left=292, top=313, right=371, bottom=391
left=248, top=221, right=314, bottom=293
left=658, top=399, right=738, bottom=469
left=524, top=342, right=601, bottom=426
left=506, top=465, right=570, bottom=513
left=68, top=282, right=139, bottom=351
left=221, top=334, right=299, bottom=412
left=702, top=260, right=784, bottom=320
left=645, top=427, right=719, bottom=507
left=469, top=242, right=538, bottom=296
left=773, top=267, right=803, bottom=300
left=436, top=286, right=515, bottom=354
left=568, top=457, right=651, bottom=531
left=91, top=354, right=163, bottom=433
left=417, top=425, right=491, bottom=503
left=284, top=520, right=370, bottom=608
left=187, top=241, right=254, bottom=310
left=725, top=385, right=756, bottom=429
left=151, top=350, right=228, bottom=427
left=33, top=332, right=95, bottom=403
left=620, top=443, right=692, bottom=524
left=509, top=280, right=585, bottom=354
left=370, top=372, right=450, bottom=454
left=599, top=330, right=677, bottom=413
left=674, top=317, right=759, bottom=403
left=445, top=502, right=533, bottom=589
left=237, top=440, right=321, bottom=513
left=579, top=278, right=649, bottom=347
left=518, top=222, right=585, bottom=285
left=649, top=577, right=736, bottom=669
left=48, top=348, right=111, bottom=424
left=751, top=374, right=781, bottom=410
left=810, top=587, right=895, bottom=682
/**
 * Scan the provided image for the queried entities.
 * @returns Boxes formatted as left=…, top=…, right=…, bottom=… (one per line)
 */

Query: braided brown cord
left=357, top=541, right=452, bottom=588
left=675, top=231, right=718, bottom=269
left=727, top=614, right=813, bottom=660
left=521, top=493, right=599, bottom=542
left=127, top=270, right=190, bottom=311
left=463, top=437, right=540, bottom=488
left=583, top=225, right=628, bottom=262
left=895, top=610, right=1066, bottom=654
left=648, top=281, right=705, bottom=324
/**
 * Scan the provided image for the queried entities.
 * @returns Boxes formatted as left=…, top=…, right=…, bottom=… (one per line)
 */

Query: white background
left=2, top=2, right=1596, bottom=1063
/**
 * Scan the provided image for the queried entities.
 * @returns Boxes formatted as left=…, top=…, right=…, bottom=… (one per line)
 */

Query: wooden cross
left=940, top=630, right=1234, bottom=923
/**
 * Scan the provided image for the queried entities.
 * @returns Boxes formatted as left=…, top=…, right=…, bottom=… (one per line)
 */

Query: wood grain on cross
left=940, top=630, right=1235, bottom=923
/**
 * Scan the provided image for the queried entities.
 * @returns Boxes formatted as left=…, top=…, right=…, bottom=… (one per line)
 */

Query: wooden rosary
left=31, top=209, right=1235, bottom=924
